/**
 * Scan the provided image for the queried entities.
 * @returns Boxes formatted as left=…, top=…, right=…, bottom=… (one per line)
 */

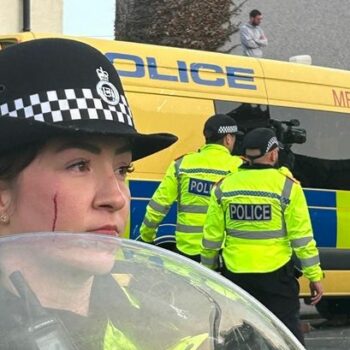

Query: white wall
left=221, top=0, right=350, bottom=70
left=0, top=0, right=63, bottom=34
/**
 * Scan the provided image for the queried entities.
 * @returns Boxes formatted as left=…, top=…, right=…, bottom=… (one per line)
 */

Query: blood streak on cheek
left=52, top=193, right=58, bottom=231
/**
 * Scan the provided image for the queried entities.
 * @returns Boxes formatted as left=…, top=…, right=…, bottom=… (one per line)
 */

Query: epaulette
left=214, top=178, right=225, bottom=187
left=278, top=166, right=300, bottom=184
left=174, top=154, right=186, bottom=162
left=174, top=151, right=196, bottom=161
left=213, top=178, right=225, bottom=203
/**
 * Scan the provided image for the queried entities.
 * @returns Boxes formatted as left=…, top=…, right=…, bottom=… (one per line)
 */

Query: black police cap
left=203, top=114, right=243, bottom=142
left=243, top=127, right=283, bottom=158
left=0, top=38, right=177, bottom=161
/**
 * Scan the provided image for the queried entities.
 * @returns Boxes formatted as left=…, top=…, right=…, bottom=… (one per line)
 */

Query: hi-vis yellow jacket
left=140, top=144, right=242, bottom=256
left=104, top=322, right=207, bottom=349
left=201, top=165, right=324, bottom=282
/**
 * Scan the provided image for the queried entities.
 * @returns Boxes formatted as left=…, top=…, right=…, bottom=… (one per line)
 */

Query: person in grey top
left=240, top=9, right=268, bottom=58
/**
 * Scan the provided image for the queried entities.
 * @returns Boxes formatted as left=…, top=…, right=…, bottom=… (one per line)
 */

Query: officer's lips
left=88, top=225, right=119, bottom=237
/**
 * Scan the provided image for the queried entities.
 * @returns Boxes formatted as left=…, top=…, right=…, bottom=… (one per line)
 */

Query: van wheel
left=315, top=298, right=350, bottom=320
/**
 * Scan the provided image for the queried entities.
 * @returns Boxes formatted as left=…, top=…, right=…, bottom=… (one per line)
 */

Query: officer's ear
left=0, top=182, right=13, bottom=229
left=223, top=134, right=235, bottom=149
left=271, top=148, right=279, bottom=165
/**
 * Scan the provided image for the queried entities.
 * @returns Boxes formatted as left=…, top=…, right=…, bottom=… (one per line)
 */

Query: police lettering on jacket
left=188, top=178, right=215, bottom=196
left=229, top=203, right=271, bottom=221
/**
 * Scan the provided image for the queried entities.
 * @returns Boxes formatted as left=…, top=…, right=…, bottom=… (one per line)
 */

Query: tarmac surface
left=301, top=301, right=350, bottom=349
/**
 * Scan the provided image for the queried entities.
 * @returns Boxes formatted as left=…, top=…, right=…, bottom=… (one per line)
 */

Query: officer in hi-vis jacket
left=140, top=114, right=243, bottom=262
left=201, top=127, right=324, bottom=345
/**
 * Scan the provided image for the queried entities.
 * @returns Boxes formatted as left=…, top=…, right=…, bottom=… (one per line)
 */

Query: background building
left=0, top=0, right=63, bottom=34
left=221, top=0, right=350, bottom=70
left=1, top=0, right=348, bottom=71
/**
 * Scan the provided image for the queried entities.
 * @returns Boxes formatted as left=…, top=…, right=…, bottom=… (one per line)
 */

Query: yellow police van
left=1, top=32, right=350, bottom=318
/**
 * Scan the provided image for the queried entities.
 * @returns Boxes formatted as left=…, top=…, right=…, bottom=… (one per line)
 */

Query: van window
left=269, top=106, right=350, bottom=160
left=215, top=100, right=350, bottom=191
left=214, top=101, right=270, bottom=130
left=270, top=105, right=350, bottom=191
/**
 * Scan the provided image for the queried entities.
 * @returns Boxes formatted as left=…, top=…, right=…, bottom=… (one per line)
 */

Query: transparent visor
left=0, top=233, right=304, bottom=350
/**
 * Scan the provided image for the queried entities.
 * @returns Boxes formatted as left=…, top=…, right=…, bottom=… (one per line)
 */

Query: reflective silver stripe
left=178, top=204, right=208, bottom=213
left=176, top=224, right=203, bottom=233
left=214, top=184, right=223, bottom=203
left=300, top=255, right=320, bottom=268
left=280, top=178, right=293, bottom=237
left=143, top=217, right=159, bottom=229
left=174, top=157, right=184, bottom=179
left=201, top=255, right=218, bottom=266
left=180, top=168, right=230, bottom=175
left=222, top=190, right=282, bottom=201
left=202, top=239, right=222, bottom=249
left=291, top=236, right=313, bottom=248
left=227, top=229, right=285, bottom=239
left=174, top=157, right=184, bottom=206
left=281, top=178, right=293, bottom=209
left=149, top=199, right=169, bottom=214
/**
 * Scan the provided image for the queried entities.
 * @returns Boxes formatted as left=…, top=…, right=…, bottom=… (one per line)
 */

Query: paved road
left=301, top=302, right=350, bottom=349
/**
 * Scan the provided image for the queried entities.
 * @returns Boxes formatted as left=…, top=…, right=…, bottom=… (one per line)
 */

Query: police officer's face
left=1, top=136, right=132, bottom=238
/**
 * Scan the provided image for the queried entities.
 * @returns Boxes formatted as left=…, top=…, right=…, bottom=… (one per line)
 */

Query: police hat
left=203, top=114, right=243, bottom=142
left=0, top=38, right=177, bottom=161
left=242, top=127, right=283, bottom=158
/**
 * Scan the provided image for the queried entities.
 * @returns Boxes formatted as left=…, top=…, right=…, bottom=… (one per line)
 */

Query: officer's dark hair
left=0, top=141, right=45, bottom=182
left=249, top=9, right=262, bottom=18
left=205, top=135, right=227, bottom=145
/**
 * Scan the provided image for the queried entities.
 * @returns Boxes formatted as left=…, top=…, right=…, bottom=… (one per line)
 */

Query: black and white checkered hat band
left=0, top=88, right=134, bottom=127
left=266, top=136, right=279, bottom=153
left=217, top=125, right=238, bottom=134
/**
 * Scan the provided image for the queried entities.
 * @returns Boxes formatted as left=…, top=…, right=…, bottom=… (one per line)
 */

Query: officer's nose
left=93, top=172, right=128, bottom=212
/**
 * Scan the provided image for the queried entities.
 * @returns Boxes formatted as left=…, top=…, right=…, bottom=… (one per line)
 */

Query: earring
left=0, top=214, right=9, bottom=224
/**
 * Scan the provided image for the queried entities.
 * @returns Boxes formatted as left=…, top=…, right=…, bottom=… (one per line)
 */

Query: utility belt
left=222, top=257, right=303, bottom=279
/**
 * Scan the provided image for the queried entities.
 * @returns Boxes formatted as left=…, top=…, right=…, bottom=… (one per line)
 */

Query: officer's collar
left=240, top=163, right=277, bottom=170
left=200, top=143, right=230, bottom=153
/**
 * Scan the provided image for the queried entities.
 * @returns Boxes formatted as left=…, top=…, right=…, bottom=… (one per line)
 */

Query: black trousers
left=222, top=260, right=304, bottom=345
left=174, top=247, right=201, bottom=263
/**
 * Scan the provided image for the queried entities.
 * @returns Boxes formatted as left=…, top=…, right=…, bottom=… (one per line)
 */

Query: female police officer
left=0, top=38, right=177, bottom=349
left=0, top=39, right=307, bottom=350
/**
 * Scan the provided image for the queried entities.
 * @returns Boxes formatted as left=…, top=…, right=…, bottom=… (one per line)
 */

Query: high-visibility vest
left=201, top=166, right=323, bottom=282
left=140, top=144, right=242, bottom=255
left=104, top=321, right=138, bottom=350
left=104, top=321, right=208, bottom=349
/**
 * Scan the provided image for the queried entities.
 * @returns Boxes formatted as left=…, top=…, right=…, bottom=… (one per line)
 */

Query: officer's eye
left=115, top=164, right=134, bottom=180
left=67, top=160, right=91, bottom=173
